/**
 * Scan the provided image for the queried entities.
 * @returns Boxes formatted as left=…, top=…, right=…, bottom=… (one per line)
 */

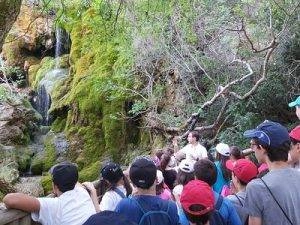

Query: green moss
left=41, top=174, right=53, bottom=195
left=31, top=152, right=44, bottom=175
left=78, top=161, right=100, bottom=182
left=31, top=57, right=56, bottom=89
left=51, top=117, right=67, bottom=132
left=43, top=136, right=57, bottom=172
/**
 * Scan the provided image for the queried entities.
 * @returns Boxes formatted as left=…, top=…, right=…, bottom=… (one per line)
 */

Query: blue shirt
left=213, top=161, right=229, bottom=193
left=178, top=192, right=241, bottom=225
left=115, top=195, right=180, bottom=225
left=214, top=192, right=242, bottom=225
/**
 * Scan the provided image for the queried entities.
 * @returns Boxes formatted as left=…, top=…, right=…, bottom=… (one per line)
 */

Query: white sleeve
left=99, top=192, right=116, bottom=211
left=31, top=197, right=59, bottom=224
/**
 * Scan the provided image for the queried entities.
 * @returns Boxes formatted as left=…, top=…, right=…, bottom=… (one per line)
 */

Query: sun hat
left=244, top=120, right=290, bottom=148
left=180, top=180, right=214, bottom=216
left=226, top=159, right=258, bottom=183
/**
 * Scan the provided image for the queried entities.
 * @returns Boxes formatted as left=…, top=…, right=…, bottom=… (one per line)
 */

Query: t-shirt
left=227, top=190, right=248, bottom=224
left=213, top=192, right=242, bottom=225
left=83, top=210, right=137, bottom=225
left=100, top=186, right=126, bottom=211
left=177, top=143, right=208, bottom=162
left=31, top=186, right=96, bottom=225
left=115, top=195, right=180, bottom=225
left=159, top=188, right=172, bottom=200
left=213, top=161, right=230, bottom=194
left=245, top=168, right=300, bottom=225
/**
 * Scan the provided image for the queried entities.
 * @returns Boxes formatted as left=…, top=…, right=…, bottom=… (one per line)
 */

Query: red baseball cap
left=289, top=126, right=300, bottom=141
left=180, top=180, right=214, bottom=216
left=226, top=159, right=258, bottom=183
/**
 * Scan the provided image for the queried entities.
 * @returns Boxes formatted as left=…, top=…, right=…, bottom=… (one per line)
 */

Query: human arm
left=82, top=182, right=100, bottom=212
left=3, top=193, right=40, bottom=212
left=248, top=216, right=262, bottom=225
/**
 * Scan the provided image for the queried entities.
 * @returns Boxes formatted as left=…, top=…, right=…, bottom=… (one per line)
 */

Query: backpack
left=132, top=198, right=172, bottom=225
left=210, top=195, right=227, bottom=225
left=114, top=187, right=126, bottom=198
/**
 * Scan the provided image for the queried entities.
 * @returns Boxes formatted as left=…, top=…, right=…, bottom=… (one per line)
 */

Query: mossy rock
left=31, top=56, right=56, bottom=89
left=56, top=54, right=70, bottom=69
left=31, top=152, right=45, bottom=175
left=43, top=133, right=57, bottom=172
left=41, top=174, right=52, bottom=195
left=78, top=161, right=100, bottom=182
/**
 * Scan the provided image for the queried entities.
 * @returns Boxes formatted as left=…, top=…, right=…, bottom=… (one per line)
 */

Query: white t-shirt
left=178, top=143, right=207, bottom=162
left=31, top=186, right=96, bottom=225
left=99, top=186, right=126, bottom=211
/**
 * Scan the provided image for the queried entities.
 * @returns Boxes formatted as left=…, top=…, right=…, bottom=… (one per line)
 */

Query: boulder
left=0, top=159, right=19, bottom=184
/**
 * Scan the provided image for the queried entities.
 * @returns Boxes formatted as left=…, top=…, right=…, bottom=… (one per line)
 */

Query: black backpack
left=210, top=195, right=227, bottom=225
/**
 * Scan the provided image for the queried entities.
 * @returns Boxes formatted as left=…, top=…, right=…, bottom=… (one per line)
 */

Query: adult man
left=174, top=131, right=207, bottom=162
left=288, top=96, right=300, bottom=120
left=3, top=162, right=96, bottom=225
left=193, top=159, right=242, bottom=225
left=243, top=120, right=300, bottom=225
left=288, top=125, right=300, bottom=170
left=115, top=156, right=180, bottom=225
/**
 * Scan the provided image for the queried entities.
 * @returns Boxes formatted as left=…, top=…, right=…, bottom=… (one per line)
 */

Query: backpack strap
left=234, top=194, right=244, bottom=207
left=215, top=194, right=223, bottom=210
left=259, top=178, right=293, bottom=225
left=114, top=187, right=126, bottom=199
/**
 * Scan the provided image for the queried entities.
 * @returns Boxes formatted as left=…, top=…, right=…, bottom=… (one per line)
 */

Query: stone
left=0, top=159, right=19, bottom=184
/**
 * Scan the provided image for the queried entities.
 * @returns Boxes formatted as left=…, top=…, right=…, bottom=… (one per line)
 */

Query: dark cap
left=244, top=120, right=290, bottom=149
left=50, top=162, right=78, bottom=193
left=101, top=162, right=123, bottom=184
left=129, top=156, right=157, bottom=189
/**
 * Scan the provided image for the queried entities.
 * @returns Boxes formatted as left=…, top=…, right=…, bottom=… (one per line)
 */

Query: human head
left=289, top=96, right=300, bottom=119
left=244, top=120, right=291, bottom=162
left=229, top=146, right=243, bottom=161
left=216, top=143, right=230, bottom=157
left=50, top=162, right=78, bottom=193
left=180, top=180, right=214, bottom=225
left=101, top=162, right=124, bottom=184
left=187, top=131, right=200, bottom=144
left=226, top=159, right=258, bottom=186
left=129, top=156, right=157, bottom=189
left=194, top=159, right=217, bottom=186
left=289, top=126, right=300, bottom=164
left=176, top=159, right=195, bottom=185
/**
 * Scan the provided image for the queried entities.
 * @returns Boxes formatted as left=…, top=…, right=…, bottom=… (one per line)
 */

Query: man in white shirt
left=174, top=131, right=208, bottom=162
left=3, top=162, right=96, bottom=225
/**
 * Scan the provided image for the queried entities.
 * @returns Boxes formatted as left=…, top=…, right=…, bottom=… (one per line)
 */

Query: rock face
left=0, top=0, right=22, bottom=52
left=1, top=1, right=54, bottom=67
left=0, top=102, right=39, bottom=145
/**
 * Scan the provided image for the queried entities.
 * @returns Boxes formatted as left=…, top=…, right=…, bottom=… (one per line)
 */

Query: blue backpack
left=210, top=195, right=227, bottom=225
left=132, top=198, right=173, bottom=225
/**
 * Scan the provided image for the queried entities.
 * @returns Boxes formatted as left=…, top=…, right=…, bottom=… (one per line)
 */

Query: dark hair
left=255, top=138, right=291, bottom=162
left=230, top=146, right=243, bottom=160
left=156, top=182, right=164, bottom=195
left=159, top=153, right=171, bottom=172
left=164, top=147, right=174, bottom=155
left=216, top=152, right=231, bottom=182
left=190, top=131, right=200, bottom=141
left=194, top=159, right=217, bottom=186
left=98, top=175, right=132, bottom=201
left=183, top=204, right=211, bottom=225
left=155, top=149, right=164, bottom=160
left=176, top=170, right=194, bottom=186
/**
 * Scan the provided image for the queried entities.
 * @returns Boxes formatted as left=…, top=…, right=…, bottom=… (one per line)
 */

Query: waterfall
left=33, top=27, right=69, bottom=126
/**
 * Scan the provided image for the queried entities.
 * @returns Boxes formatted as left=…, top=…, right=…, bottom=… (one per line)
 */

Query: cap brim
left=288, top=101, right=297, bottom=107
left=243, top=129, right=258, bottom=138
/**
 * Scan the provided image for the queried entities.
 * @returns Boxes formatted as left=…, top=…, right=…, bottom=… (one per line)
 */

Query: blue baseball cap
left=288, top=96, right=300, bottom=107
left=243, top=120, right=290, bottom=148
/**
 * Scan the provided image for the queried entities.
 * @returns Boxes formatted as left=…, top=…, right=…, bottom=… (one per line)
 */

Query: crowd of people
left=2, top=96, right=300, bottom=225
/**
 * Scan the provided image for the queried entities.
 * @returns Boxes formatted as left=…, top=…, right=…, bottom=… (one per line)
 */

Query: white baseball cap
left=216, top=143, right=230, bottom=156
